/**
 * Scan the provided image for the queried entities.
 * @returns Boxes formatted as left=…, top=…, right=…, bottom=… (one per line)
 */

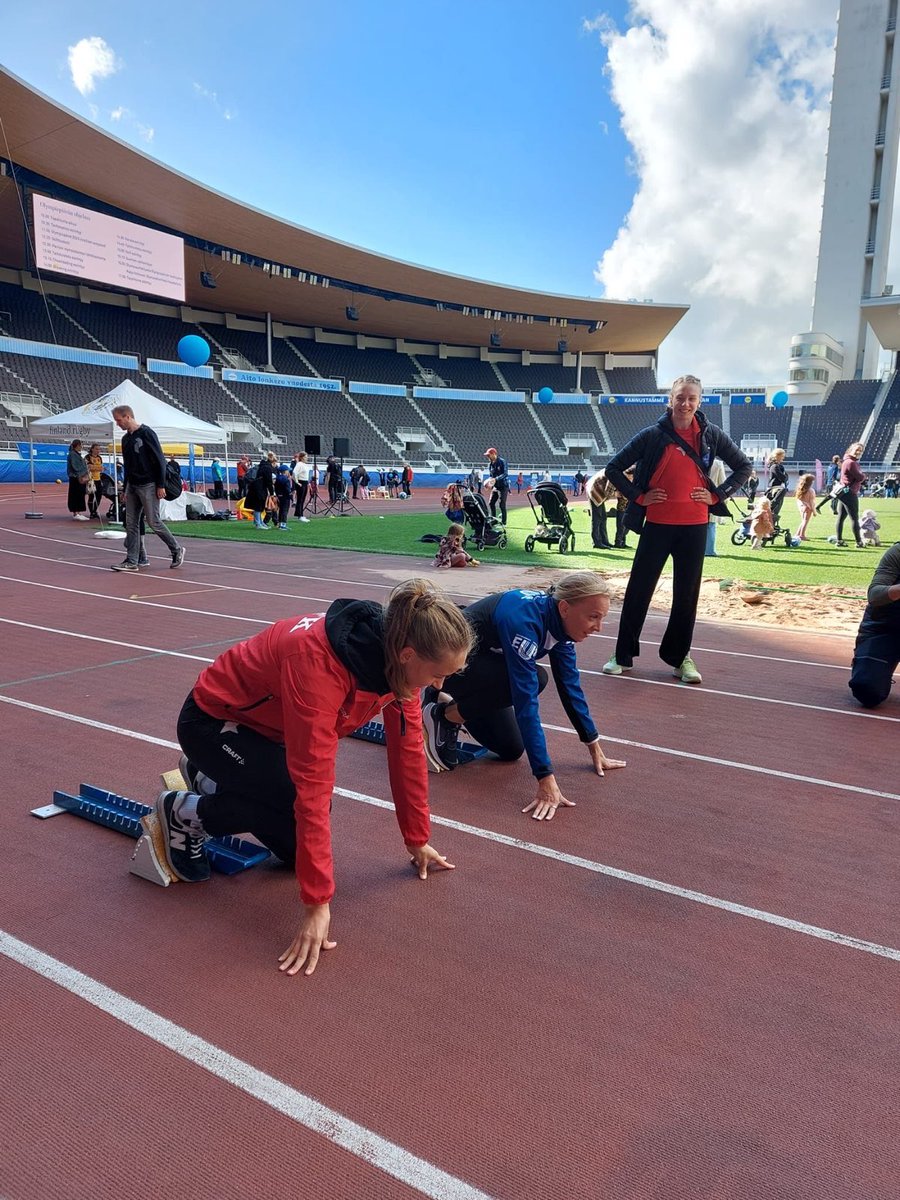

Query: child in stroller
left=524, top=481, right=576, bottom=554
left=731, top=487, right=793, bottom=548
left=462, top=489, right=508, bottom=550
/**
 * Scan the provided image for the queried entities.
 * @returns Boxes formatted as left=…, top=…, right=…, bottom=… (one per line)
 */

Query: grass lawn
left=171, top=497, right=900, bottom=591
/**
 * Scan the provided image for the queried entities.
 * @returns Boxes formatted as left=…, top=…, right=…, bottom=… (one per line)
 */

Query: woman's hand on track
left=522, top=775, right=574, bottom=821
left=278, top=903, right=336, bottom=977
left=407, top=842, right=456, bottom=879
left=588, top=741, right=627, bottom=777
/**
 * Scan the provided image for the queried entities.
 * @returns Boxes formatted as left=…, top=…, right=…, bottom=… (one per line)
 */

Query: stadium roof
left=0, top=68, right=688, bottom=355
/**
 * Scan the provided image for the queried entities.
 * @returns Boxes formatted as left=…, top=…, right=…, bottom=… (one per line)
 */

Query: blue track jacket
left=466, top=590, right=598, bottom=779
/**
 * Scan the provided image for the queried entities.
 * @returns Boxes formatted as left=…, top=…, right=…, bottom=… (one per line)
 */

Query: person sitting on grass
left=160, top=578, right=474, bottom=977
left=433, top=523, right=479, bottom=569
left=422, top=571, right=626, bottom=820
left=860, top=509, right=881, bottom=547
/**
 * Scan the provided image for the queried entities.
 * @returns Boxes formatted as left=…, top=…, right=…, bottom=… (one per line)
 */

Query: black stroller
left=462, top=489, right=508, bottom=550
left=731, top=484, right=793, bottom=548
left=524, top=482, right=576, bottom=554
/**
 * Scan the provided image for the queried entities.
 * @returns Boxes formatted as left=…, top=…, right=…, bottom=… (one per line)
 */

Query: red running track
left=0, top=487, right=897, bottom=1200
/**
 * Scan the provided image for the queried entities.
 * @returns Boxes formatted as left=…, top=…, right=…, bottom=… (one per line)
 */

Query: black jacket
left=605, top=409, right=751, bottom=534
left=121, top=424, right=166, bottom=488
left=858, top=542, right=900, bottom=639
left=325, top=599, right=390, bottom=694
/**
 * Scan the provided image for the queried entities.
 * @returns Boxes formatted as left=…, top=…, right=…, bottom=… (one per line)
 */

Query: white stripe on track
left=586, top=632, right=852, bottom=671
left=0, top=617, right=216, bottom=663
left=0, top=931, right=495, bottom=1200
left=2, top=695, right=896, bottom=962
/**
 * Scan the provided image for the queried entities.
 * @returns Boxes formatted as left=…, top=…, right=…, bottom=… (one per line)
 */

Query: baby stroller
left=524, top=482, right=576, bottom=554
left=97, top=473, right=123, bottom=522
left=462, top=489, right=508, bottom=550
left=730, top=485, right=793, bottom=548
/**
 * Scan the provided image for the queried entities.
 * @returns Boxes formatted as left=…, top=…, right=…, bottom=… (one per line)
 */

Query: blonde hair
left=548, top=570, right=610, bottom=605
left=447, top=523, right=464, bottom=538
left=846, top=442, right=864, bottom=458
left=383, top=578, right=473, bottom=699
left=771, top=448, right=785, bottom=461
left=587, top=470, right=614, bottom=505
left=670, top=374, right=702, bottom=396
left=794, top=473, right=814, bottom=499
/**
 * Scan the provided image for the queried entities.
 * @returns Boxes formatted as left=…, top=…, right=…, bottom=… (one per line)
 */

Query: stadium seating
left=412, top=355, right=501, bottom=391
left=494, top=362, right=580, bottom=395
left=604, top=366, right=658, bottom=393
left=792, top=380, right=880, bottom=462
left=864, top=374, right=900, bottom=461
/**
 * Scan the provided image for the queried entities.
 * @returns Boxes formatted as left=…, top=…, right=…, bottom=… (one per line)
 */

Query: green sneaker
left=674, top=656, right=702, bottom=685
left=602, top=655, right=632, bottom=676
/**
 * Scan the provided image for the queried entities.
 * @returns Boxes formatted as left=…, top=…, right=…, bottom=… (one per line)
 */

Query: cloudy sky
left=0, top=1, right=868, bottom=384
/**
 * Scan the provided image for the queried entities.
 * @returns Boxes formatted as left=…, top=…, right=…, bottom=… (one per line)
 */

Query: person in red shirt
left=157, top=578, right=473, bottom=977
left=602, top=375, right=750, bottom=685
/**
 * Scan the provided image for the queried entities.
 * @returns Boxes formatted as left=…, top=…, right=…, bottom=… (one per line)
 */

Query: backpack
left=164, top=460, right=182, bottom=501
left=245, top=465, right=258, bottom=483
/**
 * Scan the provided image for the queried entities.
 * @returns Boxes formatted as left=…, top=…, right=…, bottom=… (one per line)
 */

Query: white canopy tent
left=29, top=379, right=229, bottom=519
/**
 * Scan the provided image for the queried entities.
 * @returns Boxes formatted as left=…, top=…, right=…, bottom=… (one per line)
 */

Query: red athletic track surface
left=1, top=485, right=897, bottom=1200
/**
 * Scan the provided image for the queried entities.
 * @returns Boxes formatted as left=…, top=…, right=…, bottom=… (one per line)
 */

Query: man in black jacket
left=110, top=404, right=185, bottom=572
left=849, top=541, right=900, bottom=708
left=484, top=447, right=510, bottom=524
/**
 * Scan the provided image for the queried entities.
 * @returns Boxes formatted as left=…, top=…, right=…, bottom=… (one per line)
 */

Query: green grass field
left=171, top=496, right=900, bottom=591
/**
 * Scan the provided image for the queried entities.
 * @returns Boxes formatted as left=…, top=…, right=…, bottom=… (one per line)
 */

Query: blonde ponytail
left=383, top=578, right=473, bottom=698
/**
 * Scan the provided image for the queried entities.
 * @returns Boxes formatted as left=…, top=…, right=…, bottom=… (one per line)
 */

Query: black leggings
left=177, top=694, right=297, bottom=866
left=836, top=491, right=862, bottom=545
left=293, top=481, right=309, bottom=517
left=443, top=653, right=548, bottom=762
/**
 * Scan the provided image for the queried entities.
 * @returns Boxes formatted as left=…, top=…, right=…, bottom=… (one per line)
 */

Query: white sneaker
left=299, top=516, right=310, bottom=523
left=673, top=656, right=702, bottom=685
left=602, top=656, right=632, bottom=676
left=73, top=514, right=89, bottom=521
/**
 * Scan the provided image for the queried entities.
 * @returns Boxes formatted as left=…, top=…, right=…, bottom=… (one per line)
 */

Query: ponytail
left=547, top=570, right=610, bottom=606
left=383, top=578, right=473, bottom=699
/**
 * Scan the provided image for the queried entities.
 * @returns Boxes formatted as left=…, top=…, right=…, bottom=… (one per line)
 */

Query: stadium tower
left=790, top=0, right=900, bottom=398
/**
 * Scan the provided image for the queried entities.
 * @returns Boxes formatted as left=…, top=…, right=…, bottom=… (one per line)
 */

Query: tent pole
left=24, top=419, right=43, bottom=519
left=223, top=435, right=232, bottom=514
left=112, top=421, right=122, bottom=524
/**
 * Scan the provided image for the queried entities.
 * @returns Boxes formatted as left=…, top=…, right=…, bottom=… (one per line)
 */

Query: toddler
left=433, top=522, right=479, bottom=569
left=860, top=509, right=881, bottom=546
left=794, top=473, right=817, bottom=541
left=750, top=497, right=774, bottom=549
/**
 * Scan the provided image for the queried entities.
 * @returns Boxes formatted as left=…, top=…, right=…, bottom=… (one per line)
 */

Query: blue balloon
left=537, top=386, right=554, bottom=404
left=772, top=390, right=789, bottom=409
left=178, top=334, right=210, bottom=368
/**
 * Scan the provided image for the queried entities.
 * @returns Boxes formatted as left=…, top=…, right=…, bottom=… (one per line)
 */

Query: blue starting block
left=39, top=783, right=270, bottom=879
left=351, top=718, right=490, bottom=765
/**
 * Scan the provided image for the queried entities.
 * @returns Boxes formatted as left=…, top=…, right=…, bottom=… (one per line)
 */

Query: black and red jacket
left=192, top=599, right=430, bottom=906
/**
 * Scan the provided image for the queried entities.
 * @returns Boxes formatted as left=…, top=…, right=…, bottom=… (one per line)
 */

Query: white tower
left=790, top=0, right=900, bottom=397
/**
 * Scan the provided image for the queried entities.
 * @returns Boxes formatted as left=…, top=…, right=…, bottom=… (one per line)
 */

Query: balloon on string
left=178, top=335, right=210, bottom=368
left=537, top=386, right=554, bottom=404
left=771, top=390, right=789, bottom=409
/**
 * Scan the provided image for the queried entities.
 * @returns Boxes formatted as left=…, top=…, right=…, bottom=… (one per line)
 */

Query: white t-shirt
left=292, top=462, right=311, bottom=485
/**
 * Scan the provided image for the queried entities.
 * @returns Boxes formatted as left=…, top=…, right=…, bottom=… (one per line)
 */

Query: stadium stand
left=530, top=402, right=602, bottom=464
left=728, top=404, right=792, bottom=450
left=604, top=366, right=658, bottom=393
left=416, top=398, right=549, bottom=466
left=602, top=403, right=669, bottom=450
left=494, top=362, right=580, bottom=394
left=793, top=379, right=881, bottom=462
left=412, top=354, right=500, bottom=391
left=290, top=339, right=415, bottom=385
left=864, top=373, right=900, bottom=462
left=0, top=282, right=94, bottom=349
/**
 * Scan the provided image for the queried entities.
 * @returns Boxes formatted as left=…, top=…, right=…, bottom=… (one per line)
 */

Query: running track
left=1, top=487, right=897, bottom=1200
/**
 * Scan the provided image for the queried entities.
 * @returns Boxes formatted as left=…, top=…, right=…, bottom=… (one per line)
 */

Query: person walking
left=109, top=405, right=185, bottom=571
left=834, top=442, right=867, bottom=547
left=484, top=447, right=510, bottom=524
left=164, top=579, right=473, bottom=976
left=602, top=375, right=750, bottom=684
left=66, top=439, right=90, bottom=521
left=816, top=455, right=842, bottom=514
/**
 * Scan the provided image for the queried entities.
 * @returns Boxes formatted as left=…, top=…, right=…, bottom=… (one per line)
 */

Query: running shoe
left=171, top=545, right=186, bottom=568
left=155, top=790, right=210, bottom=882
left=673, top=656, right=702, bottom=685
left=177, top=754, right=218, bottom=796
left=110, top=561, right=139, bottom=572
left=421, top=700, right=460, bottom=772
left=602, top=656, right=632, bottom=676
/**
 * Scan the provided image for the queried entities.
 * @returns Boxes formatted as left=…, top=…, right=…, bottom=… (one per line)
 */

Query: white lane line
left=3, top=696, right=897, bottom=961
left=542, top=722, right=900, bottom=803
left=578, top=668, right=900, bottom=724
left=0, top=931, right=495, bottom=1200
left=585, top=632, right=852, bottom=671
left=0, top=617, right=217, bottom=663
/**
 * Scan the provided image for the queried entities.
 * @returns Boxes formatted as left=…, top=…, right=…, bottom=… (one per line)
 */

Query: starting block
left=351, top=717, right=490, bottom=768
left=33, top=783, right=271, bottom=887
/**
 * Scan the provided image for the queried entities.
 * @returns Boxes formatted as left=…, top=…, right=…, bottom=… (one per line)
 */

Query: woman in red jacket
left=158, top=578, right=473, bottom=977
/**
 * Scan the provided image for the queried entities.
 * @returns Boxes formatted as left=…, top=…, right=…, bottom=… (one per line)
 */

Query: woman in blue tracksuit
left=422, top=571, right=626, bottom=820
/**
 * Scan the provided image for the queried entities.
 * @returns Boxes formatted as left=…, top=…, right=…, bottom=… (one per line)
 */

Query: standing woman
left=835, top=441, right=867, bottom=547
left=765, top=448, right=789, bottom=523
left=163, top=578, right=474, bottom=976
left=587, top=469, right=615, bottom=549
left=246, top=452, right=276, bottom=530
left=602, top=375, right=751, bottom=685
left=85, top=442, right=104, bottom=519
left=292, top=451, right=311, bottom=521
left=66, top=439, right=90, bottom=521
left=422, top=572, right=626, bottom=820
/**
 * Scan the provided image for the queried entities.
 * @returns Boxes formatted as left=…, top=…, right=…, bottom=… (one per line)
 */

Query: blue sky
left=1, top=2, right=852, bottom=383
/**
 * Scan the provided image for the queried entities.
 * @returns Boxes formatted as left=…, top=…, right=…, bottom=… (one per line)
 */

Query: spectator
left=324, top=455, right=343, bottom=504
left=705, top=458, right=728, bottom=557
left=66, top=438, right=90, bottom=521
left=849, top=541, right=900, bottom=707
left=834, top=441, right=867, bottom=548
left=484, top=447, right=509, bottom=524
left=602, top=374, right=750, bottom=685
left=422, top=573, right=626, bottom=818
left=816, top=455, right=842, bottom=514
left=358, top=466, right=370, bottom=500
left=163, top=579, right=474, bottom=975
left=246, top=453, right=275, bottom=530
left=386, top=468, right=400, bottom=498
left=794, top=473, right=817, bottom=541
left=274, top=464, right=293, bottom=529
left=292, top=452, right=311, bottom=522
left=766, top=448, right=789, bottom=523
left=85, top=442, right=104, bottom=519
left=746, top=467, right=759, bottom=503
left=883, top=471, right=898, bottom=499
left=860, top=509, right=882, bottom=547
left=587, top=470, right=615, bottom=549
left=211, top=457, right=225, bottom=500
left=109, top=405, right=185, bottom=571
left=516, top=470, right=524, bottom=494
left=236, top=456, right=249, bottom=499
left=349, top=464, right=361, bottom=499
left=401, top=463, right=414, bottom=497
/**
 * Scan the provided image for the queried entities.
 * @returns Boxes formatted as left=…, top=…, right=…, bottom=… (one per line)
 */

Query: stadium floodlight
left=346, top=306, right=359, bottom=321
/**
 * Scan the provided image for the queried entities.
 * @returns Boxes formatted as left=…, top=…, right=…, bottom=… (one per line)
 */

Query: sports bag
left=163, top=460, right=183, bottom=501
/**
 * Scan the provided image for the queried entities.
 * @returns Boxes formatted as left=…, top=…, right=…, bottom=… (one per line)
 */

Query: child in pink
left=794, top=473, right=817, bottom=541
left=433, top=523, right=480, bottom=569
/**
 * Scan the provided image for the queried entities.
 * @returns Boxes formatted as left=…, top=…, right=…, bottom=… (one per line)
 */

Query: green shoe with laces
left=602, top=655, right=632, bottom=676
left=673, top=656, right=702, bottom=685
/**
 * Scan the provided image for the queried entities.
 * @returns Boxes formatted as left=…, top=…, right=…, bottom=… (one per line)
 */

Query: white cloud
left=67, top=36, right=121, bottom=96
left=588, top=1, right=837, bottom=385
left=193, top=81, right=237, bottom=122
left=110, top=106, right=127, bottom=122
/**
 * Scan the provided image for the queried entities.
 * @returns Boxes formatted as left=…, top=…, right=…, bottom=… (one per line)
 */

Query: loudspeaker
left=199, top=271, right=217, bottom=289
left=304, top=435, right=321, bottom=455
left=333, top=437, right=350, bottom=457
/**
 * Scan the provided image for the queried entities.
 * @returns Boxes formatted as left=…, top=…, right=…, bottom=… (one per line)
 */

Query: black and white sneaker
left=171, top=546, right=186, bottom=569
left=177, top=753, right=217, bottom=796
left=110, top=561, right=139, bottom=572
left=155, top=790, right=210, bottom=882
left=421, top=700, right=460, bottom=772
